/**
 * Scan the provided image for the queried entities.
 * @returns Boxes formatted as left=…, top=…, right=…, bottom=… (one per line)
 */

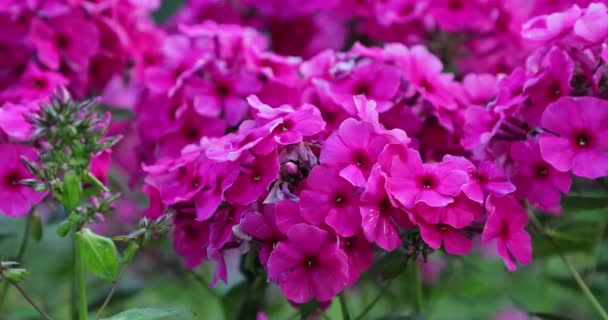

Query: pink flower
left=573, top=3, right=608, bottom=43
left=340, top=232, right=373, bottom=285
left=443, top=156, right=515, bottom=203
left=267, top=223, right=348, bottom=303
left=522, top=4, right=581, bottom=43
left=172, top=208, right=211, bottom=269
left=387, top=148, right=468, bottom=209
left=482, top=195, right=532, bottom=271
left=413, top=195, right=481, bottom=255
left=29, top=11, right=100, bottom=70
left=328, top=61, right=401, bottom=113
left=0, top=144, right=46, bottom=217
left=239, top=205, right=286, bottom=264
left=539, top=97, right=608, bottom=179
left=192, top=160, right=239, bottom=221
left=224, top=151, right=280, bottom=205
left=0, top=101, right=38, bottom=141
left=300, top=165, right=361, bottom=237
left=510, top=140, right=571, bottom=214
left=320, top=118, right=390, bottom=187
left=248, top=95, right=326, bottom=145
left=360, top=165, right=413, bottom=251
left=189, top=64, right=262, bottom=125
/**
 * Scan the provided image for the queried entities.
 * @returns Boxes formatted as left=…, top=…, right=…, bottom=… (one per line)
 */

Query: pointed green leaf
left=101, top=308, right=196, bottom=320
left=77, top=228, right=119, bottom=282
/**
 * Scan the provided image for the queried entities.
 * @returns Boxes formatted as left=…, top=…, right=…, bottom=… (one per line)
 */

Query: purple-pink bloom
left=443, top=156, right=515, bottom=203
left=224, top=151, right=280, bottom=205
left=340, top=232, right=373, bottom=285
left=0, top=144, right=46, bottom=217
left=320, top=118, right=390, bottom=187
left=300, top=165, right=361, bottom=237
left=539, top=96, right=608, bottom=179
left=360, top=165, right=413, bottom=251
left=239, top=204, right=286, bottom=264
left=29, top=10, right=100, bottom=70
left=510, top=140, right=571, bottom=214
left=267, top=223, right=349, bottom=303
left=482, top=195, right=532, bottom=272
left=387, top=148, right=468, bottom=209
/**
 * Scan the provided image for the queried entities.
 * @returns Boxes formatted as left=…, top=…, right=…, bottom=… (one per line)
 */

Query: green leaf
left=76, top=228, right=119, bottom=282
left=62, top=171, right=83, bottom=211
left=101, top=308, right=196, bottom=320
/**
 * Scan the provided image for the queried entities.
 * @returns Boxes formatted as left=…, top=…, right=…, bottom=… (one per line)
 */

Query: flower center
left=55, top=33, right=70, bottom=50
left=353, top=82, right=370, bottom=96
left=3, top=170, right=23, bottom=190
left=533, top=163, right=549, bottom=178
left=303, top=257, right=316, bottom=268
left=417, top=174, right=436, bottom=189
left=573, top=131, right=592, bottom=148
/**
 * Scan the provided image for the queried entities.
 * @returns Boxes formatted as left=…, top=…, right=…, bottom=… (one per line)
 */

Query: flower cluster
left=1, top=0, right=608, bottom=310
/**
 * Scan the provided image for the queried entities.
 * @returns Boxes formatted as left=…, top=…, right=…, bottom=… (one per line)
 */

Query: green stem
left=8, top=279, right=53, bottom=320
left=75, top=232, right=88, bottom=320
left=529, top=211, right=608, bottom=320
left=0, top=212, right=34, bottom=311
left=338, top=292, right=351, bottom=320
left=413, top=261, right=423, bottom=314
left=354, top=281, right=392, bottom=320
left=95, top=264, right=127, bottom=319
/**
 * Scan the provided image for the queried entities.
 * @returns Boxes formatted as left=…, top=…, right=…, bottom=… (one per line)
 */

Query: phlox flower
left=29, top=10, right=100, bottom=70
left=387, top=148, right=468, bottom=209
left=267, top=223, right=349, bottom=303
left=360, top=165, right=413, bottom=251
left=482, top=195, right=532, bottom=271
left=413, top=195, right=481, bottom=255
left=300, top=165, right=361, bottom=237
left=539, top=97, right=608, bottom=179
left=339, top=232, right=373, bottom=285
left=224, top=151, right=280, bottom=205
left=320, top=118, right=390, bottom=187
left=0, top=144, right=47, bottom=217
left=510, top=140, right=571, bottom=214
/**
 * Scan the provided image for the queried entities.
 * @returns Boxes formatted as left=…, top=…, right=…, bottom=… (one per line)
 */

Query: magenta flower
left=267, top=223, right=349, bottom=303
left=320, top=118, right=389, bottom=187
left=522, top=4, right=581, bottom=43
left=189, top=64, right=262, bottom=125
left=248, top=95, right=326, bottom=145
left=29, top=11, right=100, bottom=70
left=574, top=3, right=608, bottom=43
left=387, top=148, right=468, bottom=209
left=339, top=232, right=373, bottom=285
left=239, top=205, right=286, bottom=264
left=329, top=61, right=401, bottom=113
left=172, top=209, right=211, bottom=269
left=360, top=165, right=413, bottom=251
left=300, top=165, right=361, bottom=237
left=510, top=140, right=571, bottom=214
left=0, top=144, right=46, bottom=217
left=413, top=195, right=481, bottom=255
left=417, top=221, right=473, bottom=255
left=192, top=160, right=239, bottom=221
left=209, top=205, right=245, bottom=250
left=539, top=97, right=608, bottom=179
left=0, top=101, right=38, bottom=141
left=225, top=151, right=280, bottom=206
left=482, top=195, right=532, bottom=271
left=443, top=156, right=515, bottom=203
